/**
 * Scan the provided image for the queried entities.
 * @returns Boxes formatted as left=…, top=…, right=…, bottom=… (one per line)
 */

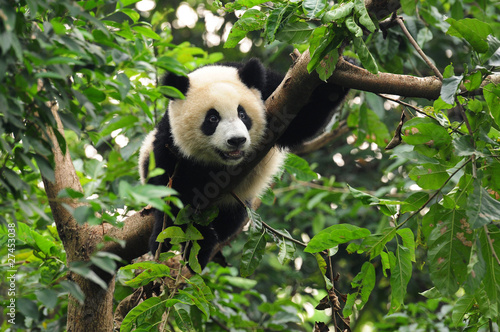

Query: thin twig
left=327, top=256, right=338, bottom=330
left=395, top=16, right=443, bottom=80
left=378, top=93, right=466, bottom=135
left=231, top=192, right=308, bottom=248
left=154, top=161, right=181, bottom=261
left=396, top=157, right=472, bottom=230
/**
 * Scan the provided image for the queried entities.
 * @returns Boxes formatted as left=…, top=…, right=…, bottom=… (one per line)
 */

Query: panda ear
left=238, top=58, right=266, bottom=93
left=161, top=73, right=190, bottom=99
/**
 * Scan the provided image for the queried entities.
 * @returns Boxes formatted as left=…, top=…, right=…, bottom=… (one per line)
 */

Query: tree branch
left=292, top=121, right=349, bottom=155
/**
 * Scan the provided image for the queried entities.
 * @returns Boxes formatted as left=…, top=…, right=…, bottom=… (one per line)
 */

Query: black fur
left=237, top=105, right=252, bottom=130
left=201, top=109, right=220, bottom=136
left=162, top=73, right=189, bottom=99
left=237, top=58, right=266, bottom=91
left=146, top=58, right=350, bottom=270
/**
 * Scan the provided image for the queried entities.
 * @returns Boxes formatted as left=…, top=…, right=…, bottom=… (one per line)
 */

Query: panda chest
left=214, top=147, right=286, bottom=206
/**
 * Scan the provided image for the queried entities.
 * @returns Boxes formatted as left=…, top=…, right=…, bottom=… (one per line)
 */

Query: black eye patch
left=201, top=108, right=220, bottom=136
left=238, top=105, right=252, bottom=130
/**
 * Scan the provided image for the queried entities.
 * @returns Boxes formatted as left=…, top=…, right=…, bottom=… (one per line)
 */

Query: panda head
left=163, top=60, right=268, bottom=166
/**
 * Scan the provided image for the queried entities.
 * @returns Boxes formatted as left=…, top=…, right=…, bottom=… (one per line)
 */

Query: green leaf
left=69, top=261, right=107, bottom=290
left=321, top=2, right=354, bottom=23
left=354, top=0, right=376, bottom=32
left=352, top=36, right=378, bottom=74
left=225, top=0, right=270, bottom=12
left=305, top=224, right=371, bottom=253
left=361, top=227, right=397, bottom=260
left=440, top=75, right=463, bottom=105
left=483, top=83, right=500, bottom=126
left=101, top=115, right=138, bottom=137
left=119, top=182, right=177, bottom=212
left=240, top=226, right=266, bottom=277
left=60, top=280, right=85, bottom=305
left=303, top=0, right=327, bottom=18
left=453, top=135, right=476, bottom=156
left=408, top=164, right=449, bottom=190
left=35, top=289, right=59, bottom=310
left=284, top=154, right=317, bottom=181
left=451, top=293, right=475, bottom=327
left=343, top=262, right=376, bottom=317
left=347, top=184, right=378, bottom=205
left=346, top=17, right=363, bottom=38
left=121, top=297, right=176, bottom=332
left=389, top=245, right=412, bottom=313
left=307, top=27, right=344, bottom=74
left=464, top=71, right=483, bottom=91
left=34, top=154, right=55, bottom=183
left=427, top=209, right=471, bottom=295
left=123, top=262, right=172, bottom=287
left=466, top=179, right=500, bottom=228
left=446, top=18, right=492, bottom=53
left=400, top=192, right=429, bottom=214
left=224, top=9, right=266, bottom=48
left=188, top=240, right=202, bottom=274
left=348, top=105, right=390, bottom=147
left=172, top=308, right=194, bottom=331
left=380, top=251, right=391, bottom=277
left=478, top=225, right=500, bottom=320
left=316, top=50, right=339, bottom=81
left=121, top=8, right=140, bottom=23
left=82, top=87, right=106, bottom=103
left=264, top=6, right=291, bottom=44
left=132, top=25, right=160, bottom=40
left=402, top=117, right=451, bottom=148
left=397, top=228, right=416, bottom=262
left=475, top=285, right=499, bottom=321
left=156, top=226, right=187, bottom=245
left=158, top=86, right=186, bottom=100
left=276, top=229, right=296, bottom=265
left=400, top=0, right=416, bottom=16
left=276, top=21, right=314, bottom=44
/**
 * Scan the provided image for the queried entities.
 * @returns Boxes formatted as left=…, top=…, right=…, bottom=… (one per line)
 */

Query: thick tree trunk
left=41, top=100, right=117, bottom=330
left=66, top=277, right=116, bottom=332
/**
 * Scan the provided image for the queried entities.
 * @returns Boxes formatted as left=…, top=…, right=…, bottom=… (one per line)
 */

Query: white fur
left=138, top=128, right=157, bottom=184
left=223, top=147, right=286, bottom=205
left=168, top=66, right=266, bottom=166
left=212, top=118, right=251, bottom=165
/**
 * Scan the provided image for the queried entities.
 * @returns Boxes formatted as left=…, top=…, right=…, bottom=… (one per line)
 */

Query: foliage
left=1, top=0, right=500, bottom=331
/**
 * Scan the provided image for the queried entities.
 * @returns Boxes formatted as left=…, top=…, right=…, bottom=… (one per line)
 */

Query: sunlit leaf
left=240, top=226, right=266, bottom=277
left=408, top=164, right=449, bottom=190
left=284, top=154, right=318, bottom=181
left=446, top=18, right=492, bottom=53
left=402, top=117, right=451, bottom=148
left=305, top=224, right=371, bottom=253
left=303, top=0, right=327, bottom=18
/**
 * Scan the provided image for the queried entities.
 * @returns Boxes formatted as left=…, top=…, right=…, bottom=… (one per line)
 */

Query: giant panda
left=139, top=58, right=349, bottom=270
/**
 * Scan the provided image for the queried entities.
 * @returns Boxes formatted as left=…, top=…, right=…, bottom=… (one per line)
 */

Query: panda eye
left=208, top=115, right=219, bottom=123
left=238, top=110, right=246, bottom=120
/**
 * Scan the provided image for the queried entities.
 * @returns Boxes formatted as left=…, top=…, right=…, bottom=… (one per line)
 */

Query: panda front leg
left=275, top=81, right=350, bottom=149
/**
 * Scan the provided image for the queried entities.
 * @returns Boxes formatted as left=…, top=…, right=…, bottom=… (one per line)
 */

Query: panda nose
left=227, top=137, right=247, bottom=148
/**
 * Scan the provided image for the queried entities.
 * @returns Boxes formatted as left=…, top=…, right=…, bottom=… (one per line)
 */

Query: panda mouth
left=217, top=149, right=245, bottom=161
